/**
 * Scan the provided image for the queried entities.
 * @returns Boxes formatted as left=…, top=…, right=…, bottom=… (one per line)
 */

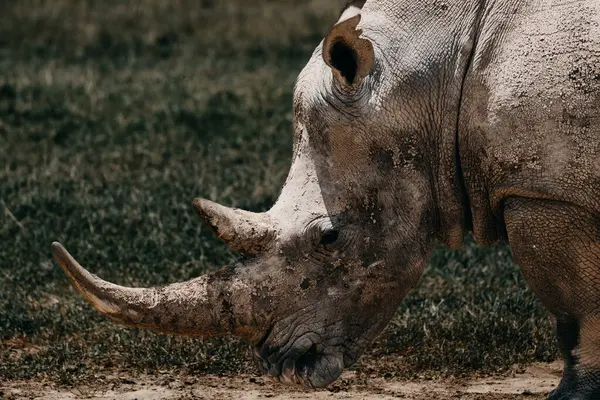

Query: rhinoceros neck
left=362, top=0, right=487, bottom=249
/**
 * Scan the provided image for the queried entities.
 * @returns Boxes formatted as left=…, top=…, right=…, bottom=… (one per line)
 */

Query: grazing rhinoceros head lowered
left=53, top=2, right=476, bottom=388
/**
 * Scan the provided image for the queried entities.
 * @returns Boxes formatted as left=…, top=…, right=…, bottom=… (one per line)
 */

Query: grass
left=0, top=0, right=557, bottom=386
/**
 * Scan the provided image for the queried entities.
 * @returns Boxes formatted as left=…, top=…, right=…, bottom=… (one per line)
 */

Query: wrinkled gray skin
left=53, top=0, right=600, bottom=398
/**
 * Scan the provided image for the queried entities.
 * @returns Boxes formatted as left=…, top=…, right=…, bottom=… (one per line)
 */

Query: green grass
left=0, top=0, right=557, bottom=385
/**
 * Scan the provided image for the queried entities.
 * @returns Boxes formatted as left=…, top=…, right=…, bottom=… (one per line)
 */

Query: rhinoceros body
left=53, top=0, right=600, bottom=398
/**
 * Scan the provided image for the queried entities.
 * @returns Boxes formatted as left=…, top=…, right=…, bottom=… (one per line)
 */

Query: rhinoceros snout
left=253, top=331, right=345, bottom=388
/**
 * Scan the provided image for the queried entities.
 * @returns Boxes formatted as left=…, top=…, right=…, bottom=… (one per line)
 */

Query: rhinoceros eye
left=320, top=229, right=339, bottom=246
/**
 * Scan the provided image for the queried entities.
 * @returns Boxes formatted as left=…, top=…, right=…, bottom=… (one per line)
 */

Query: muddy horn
left=193, top=198, right=274, bottom=255
left=51, top=242, right=257, bottom=338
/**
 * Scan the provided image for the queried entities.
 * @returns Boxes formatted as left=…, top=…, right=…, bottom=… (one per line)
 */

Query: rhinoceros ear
left=323, top=14, right=374, bottom=87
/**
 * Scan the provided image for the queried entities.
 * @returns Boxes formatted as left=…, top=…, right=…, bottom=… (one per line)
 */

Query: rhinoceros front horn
left=51, top=242, right=259, bottom=339
left=193, top=198, right=274, bottom=255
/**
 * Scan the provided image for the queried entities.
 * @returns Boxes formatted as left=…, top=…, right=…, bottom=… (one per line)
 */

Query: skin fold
left=53, top=0, right=600, bottom=397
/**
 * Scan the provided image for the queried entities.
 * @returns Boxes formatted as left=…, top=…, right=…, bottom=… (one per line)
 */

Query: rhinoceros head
left=54, top=3, right=466, bottom=389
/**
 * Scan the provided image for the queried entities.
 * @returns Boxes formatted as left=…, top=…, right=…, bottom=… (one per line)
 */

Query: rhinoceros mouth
left=253, top=329, right=345, bottom=388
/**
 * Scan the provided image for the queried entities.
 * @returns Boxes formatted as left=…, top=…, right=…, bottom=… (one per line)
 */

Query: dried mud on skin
left=1, top=362, right=561, bottom=400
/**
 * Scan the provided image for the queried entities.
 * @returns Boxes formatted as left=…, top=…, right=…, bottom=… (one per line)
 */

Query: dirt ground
left=1, top=362, right=562, bottom=400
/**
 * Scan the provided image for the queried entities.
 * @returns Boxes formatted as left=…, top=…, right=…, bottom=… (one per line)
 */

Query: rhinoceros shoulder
left=459, top=0, right=600, bottom=243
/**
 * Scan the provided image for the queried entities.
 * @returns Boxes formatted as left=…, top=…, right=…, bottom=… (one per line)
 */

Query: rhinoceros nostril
left=295, top=343, right=320, bottom=373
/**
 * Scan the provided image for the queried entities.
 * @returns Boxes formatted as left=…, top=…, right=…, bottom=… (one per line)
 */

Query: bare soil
left=1, top=362, right=562, bottom=400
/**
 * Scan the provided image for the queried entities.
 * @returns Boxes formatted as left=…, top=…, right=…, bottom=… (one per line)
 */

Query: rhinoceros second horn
left=192, top=197, right=274, bottom=255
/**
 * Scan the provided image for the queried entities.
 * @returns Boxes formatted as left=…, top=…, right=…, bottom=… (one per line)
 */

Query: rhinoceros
left=52, top=0, right=600, bottom=398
